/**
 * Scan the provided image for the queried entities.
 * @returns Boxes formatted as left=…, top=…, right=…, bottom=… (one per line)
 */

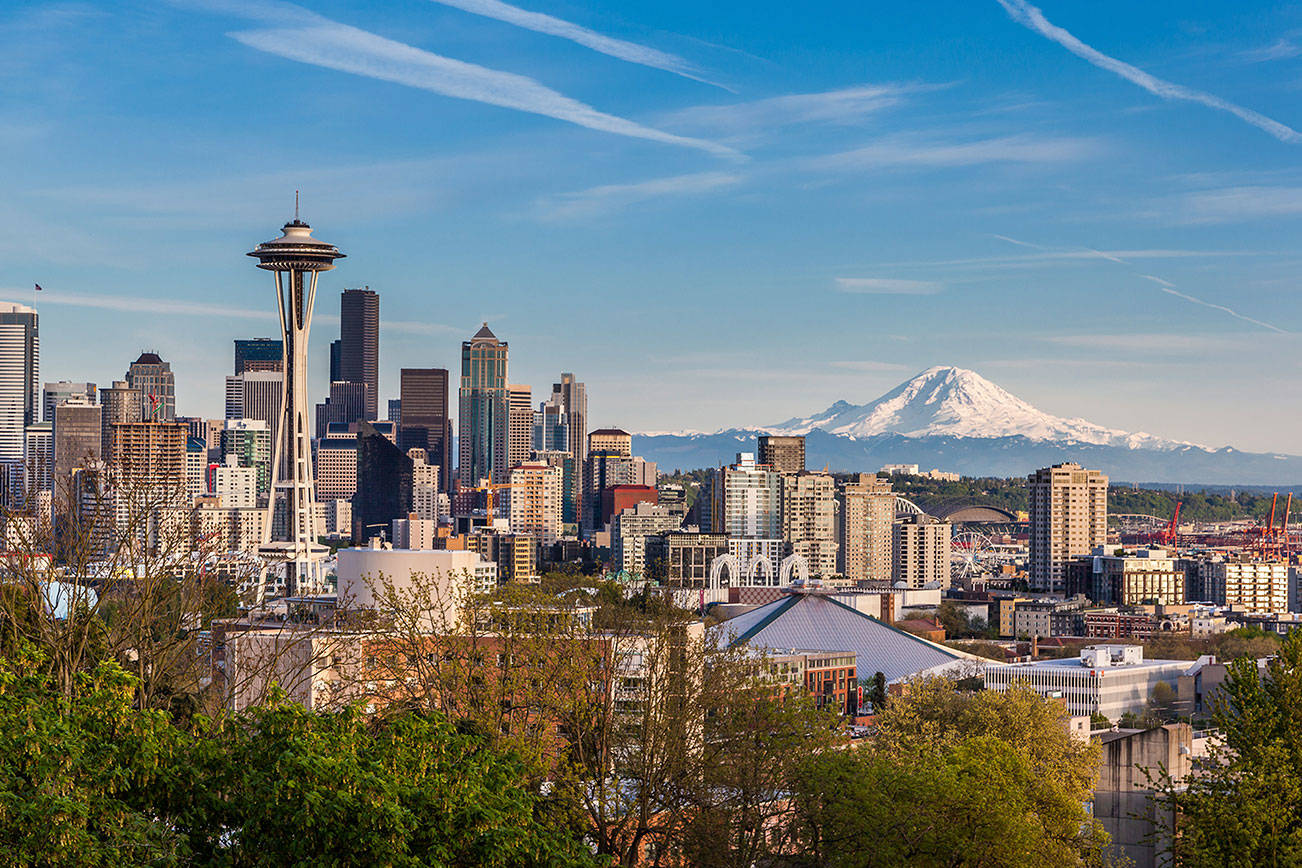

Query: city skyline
left=3, top=1, right=1302, bottom=450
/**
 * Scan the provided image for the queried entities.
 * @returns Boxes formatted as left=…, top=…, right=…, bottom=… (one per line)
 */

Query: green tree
left=794, top=679, right=1108, bottom=866
left=1160, top=629, right=1302, bottom=866
left=0, top=648, right=181, bottom=866
left=867, top=671, right=888, bottom=711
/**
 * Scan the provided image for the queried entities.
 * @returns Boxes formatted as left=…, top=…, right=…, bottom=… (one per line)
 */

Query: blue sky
left=3, top=0, right=1302, bottom=451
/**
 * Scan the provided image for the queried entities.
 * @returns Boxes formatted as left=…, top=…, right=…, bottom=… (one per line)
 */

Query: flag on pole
left=33, top=284, right=42, bottom=292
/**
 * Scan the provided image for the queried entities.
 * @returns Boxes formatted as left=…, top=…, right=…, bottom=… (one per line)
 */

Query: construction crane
left=1250, top=492, right=1293, bottom=560
left=1157, top=501, right=1181, bottom=555
left=462, top=480, right=520, bottom=520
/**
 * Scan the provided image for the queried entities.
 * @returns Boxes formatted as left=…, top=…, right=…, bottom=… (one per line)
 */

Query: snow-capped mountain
left=768, top=366, right=1200, bottom=451
left=632, top=366, right=1302, bottom=484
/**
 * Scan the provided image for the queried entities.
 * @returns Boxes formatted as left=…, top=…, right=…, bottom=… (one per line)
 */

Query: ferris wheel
left=951, top=531, right=996, bottom=580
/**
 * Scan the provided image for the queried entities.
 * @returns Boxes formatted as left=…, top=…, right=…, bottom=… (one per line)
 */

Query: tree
left=793, top=679, right=1109, bottom=866
left=866, top=671, right=887, bottom=711
left=1159, top=629, right=1302, bottom=866
left=0, top=648, right=181, bottom=866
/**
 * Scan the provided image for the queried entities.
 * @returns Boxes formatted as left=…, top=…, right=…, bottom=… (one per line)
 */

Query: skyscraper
left=53, top=403, right=102, bottom=497
left=43, top=381, right=96, bottom=423
left=100, top=380, right=142, bottom=457
left=536, top=373, right=586, bottom=468
left=458, top=323, right=508, bottom=486
left=125, top=352, right=175, bottom=422
left=1028, top=462, right=1108, bottom=593
left=234, top=338, right=284, bottom=374
left=352, top=421, right=412, bottom=543
left=507, top=384, right=532, bottom=473
left=314, top=380, right=368, bottom=437
left=398, top=368, right=451, bottom=492
left=892, top=514, right=953, bottom=589
left=0, top=303, right=39, bottom=483
left=339, top=287, right=379, bottom=420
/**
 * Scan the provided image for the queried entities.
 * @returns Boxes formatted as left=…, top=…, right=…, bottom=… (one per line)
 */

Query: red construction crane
left=1247, top=492, right=1293, bottom=560
left=1158, top=501, right=1181, bottom=555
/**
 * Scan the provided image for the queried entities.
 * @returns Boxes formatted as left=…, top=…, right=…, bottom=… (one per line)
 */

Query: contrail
left=425, top=0, right=730, bottom=90
left=1157, top=286, right=1286, bottom=333
left=995, top=0, right=1302, bottom=144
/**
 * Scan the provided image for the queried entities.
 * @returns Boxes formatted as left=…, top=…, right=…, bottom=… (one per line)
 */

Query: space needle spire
left=247, top=202, right=345, bottom=602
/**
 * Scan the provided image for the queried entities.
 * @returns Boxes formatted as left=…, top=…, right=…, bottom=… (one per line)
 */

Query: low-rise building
left=984, top=645, right=1188, bottom=720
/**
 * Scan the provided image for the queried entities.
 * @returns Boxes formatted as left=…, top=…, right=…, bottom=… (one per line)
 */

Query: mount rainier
left=633, top=366, right=1301, bottom=485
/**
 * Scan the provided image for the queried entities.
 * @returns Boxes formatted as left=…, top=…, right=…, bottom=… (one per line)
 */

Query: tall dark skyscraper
left=339, top=287, right=379, bottom=420
left=234, top=338, right=284, bottom=374
left=352, top=421, right=412, bottom=543
left=329, top=339, right=342, bottom=383
left=399, top=368, right=451, bottom=492
left=459, top=323, right=508, bottom=486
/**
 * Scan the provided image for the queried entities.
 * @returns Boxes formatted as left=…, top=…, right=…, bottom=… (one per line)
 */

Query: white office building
left=984, top=645, right=1189, bottom=721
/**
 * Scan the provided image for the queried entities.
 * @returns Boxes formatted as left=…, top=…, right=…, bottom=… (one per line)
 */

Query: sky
left=3, top=0, right=1302, bottom=451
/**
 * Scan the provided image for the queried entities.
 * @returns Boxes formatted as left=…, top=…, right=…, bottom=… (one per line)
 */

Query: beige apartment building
left=1029, top=463, right=1108, bottom=593
left=587, top=428, right=632, bottom=457
left=892, top=513, right=952, bottom=589
left=781, top=471, right=838, bottom=578
left=508, top=461, right=564, bottom=545
left=1202, top=558, right=1289, bottom=613
left=838, top=473, right=895, bottom=583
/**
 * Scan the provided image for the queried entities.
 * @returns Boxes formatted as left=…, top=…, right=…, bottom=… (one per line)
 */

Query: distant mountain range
left=633, top=366, right=1302, bottom=485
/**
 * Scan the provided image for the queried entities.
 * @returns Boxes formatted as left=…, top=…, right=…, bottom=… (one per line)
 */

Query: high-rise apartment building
left=234, top=338, right=283, bottom=375
left=507, top=384, right=532, bottom=473
left=109, top=421, right=187, bottom=488
left=531, top=449, right=578, bottom=528
left=213, top=456, right=258, bottom=509
left=892, top=514, right=952, bottom=589
left=0, top=303, right=39, bottom=488
left=838, top=473, right=895, bottom=584
left=758, top=435, right=805, bottom=475
left=703, top=453, right=782, bottom=539
left=1028, top=463, right=1108, bottom=593
left=458, top=323, right=509, bottom=485
left=43, top=381, right=95, bottom=423
left=125, top=352, right=175, bottom=422
left=409, top=448, right=443, bottom=521
left=781, top=471, right=838, bottom=578
left=398, top=368, right=451, bottom=491
left=508, top=461, right=563, bottom=545
left=339, top=287, right=379, bottom=420
left=314, top=426, right=359, bottom=502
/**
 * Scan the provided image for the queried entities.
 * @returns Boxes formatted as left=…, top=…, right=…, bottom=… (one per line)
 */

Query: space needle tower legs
left=247, top=203, right=345, bottom=603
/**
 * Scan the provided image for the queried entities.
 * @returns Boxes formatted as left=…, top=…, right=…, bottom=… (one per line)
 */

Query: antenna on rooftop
left=294, top=190, right=300, bottom=222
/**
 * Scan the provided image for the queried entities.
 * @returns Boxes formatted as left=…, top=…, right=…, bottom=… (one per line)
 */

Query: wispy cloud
left=214, top=2, right=735, bottom=157
left=664, top=84, right=922, bottom=134
left=1172, top=185, right=1302, bottom=224
left=829, top=360, right=910, bottom=371
left=538, top=171, right=743, bottom=219
left=806, top=134, right=1100, bottom=171
left=1046, top=333, right=1225, bottom=352
left=1240, top=38, right=1301, bottom=63
left=425, top=0, right=724, bottom=89
left=17, top=290, right=275, bottom=321
left=834, top=278, right=941, bottom=295
left=995, top=0, right=1302, bottom=144
left=14, top=288, right=458, bottom=334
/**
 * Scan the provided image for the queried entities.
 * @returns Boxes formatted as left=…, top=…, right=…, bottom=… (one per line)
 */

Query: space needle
left=248, top=200, right=344, bottom=602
